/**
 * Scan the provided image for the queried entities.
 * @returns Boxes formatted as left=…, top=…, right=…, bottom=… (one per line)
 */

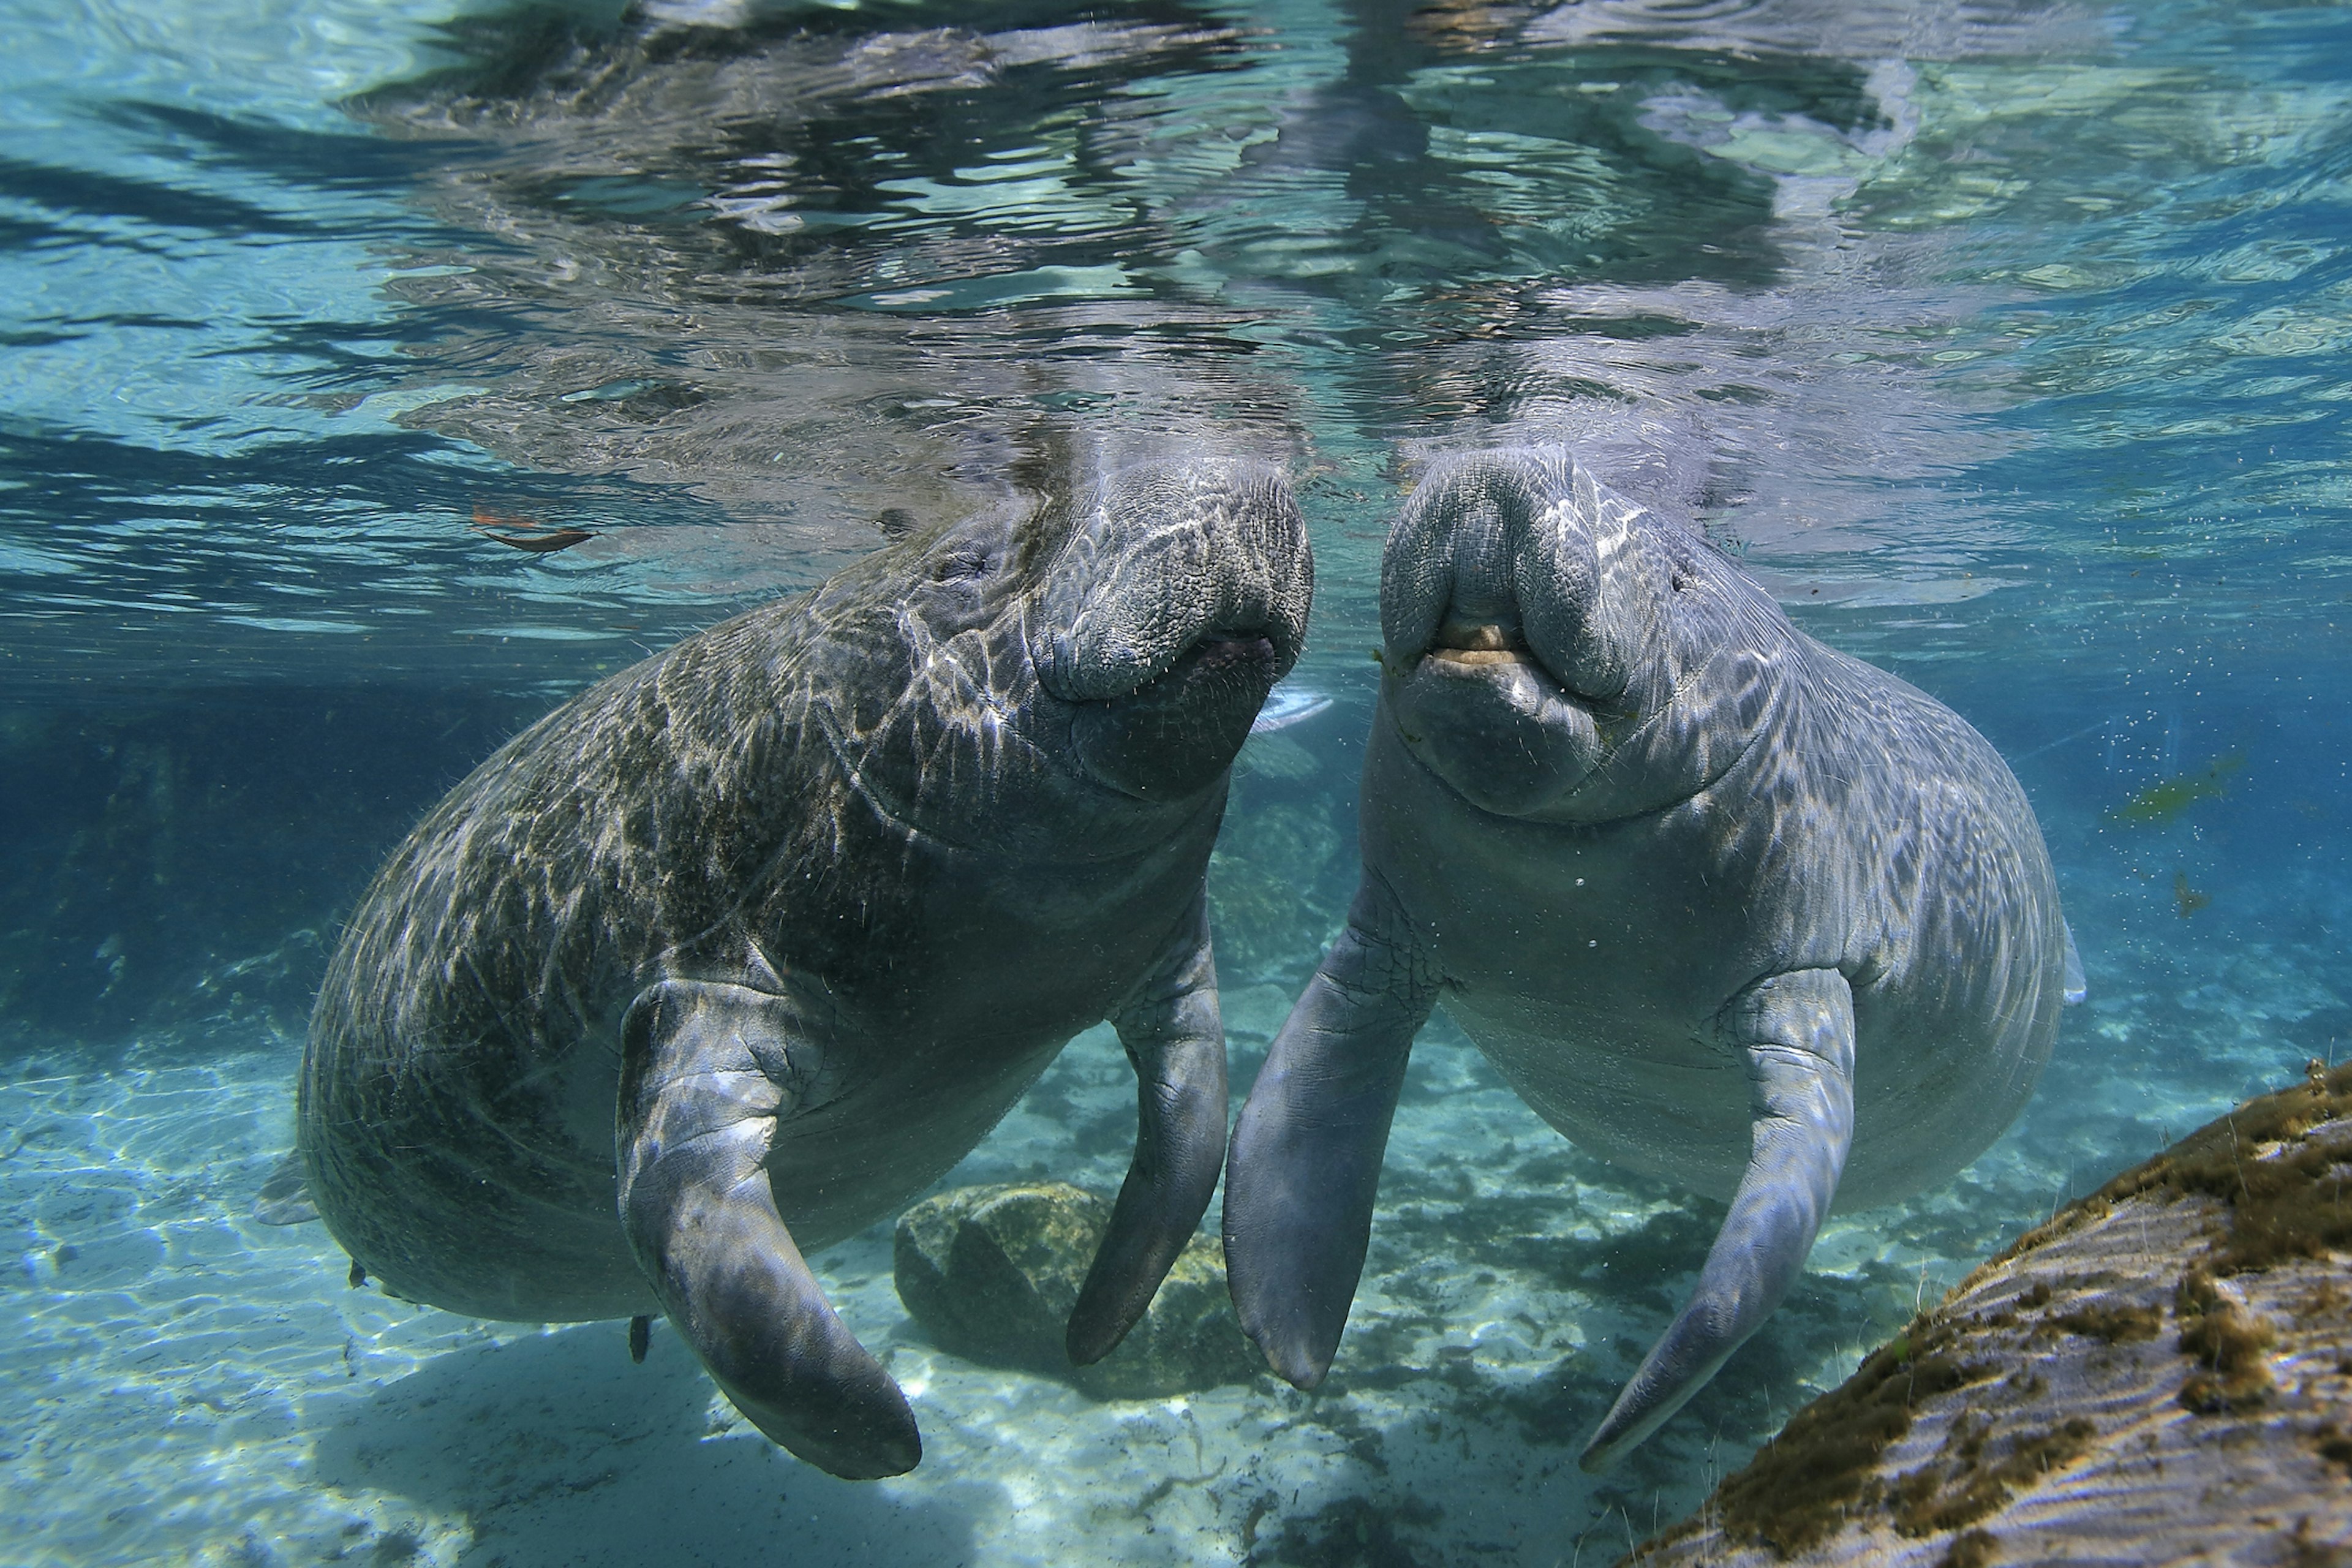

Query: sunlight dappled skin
left=1227, top=445, right=2070, bottom=1469
left=300, top=456, right=1307, bottom=1477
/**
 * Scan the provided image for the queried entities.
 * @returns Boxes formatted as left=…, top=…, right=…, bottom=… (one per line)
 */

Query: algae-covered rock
left=1634, top=1060, right=2352, bottom=1566
left=894, top=1182, right=1259, bottom=1400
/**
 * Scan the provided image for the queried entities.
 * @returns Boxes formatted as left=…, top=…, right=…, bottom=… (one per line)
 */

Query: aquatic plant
left=2173, top=870, right=2211, bottom=917
left=2105, top=751, right=2245, bottom=826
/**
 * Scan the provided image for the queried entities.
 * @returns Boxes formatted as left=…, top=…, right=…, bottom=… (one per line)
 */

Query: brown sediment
left=1701, top=1319, right=1994, bottom=1555
left=1964, top=1057, right=2352, bottom=1286
left=1631, top=1060, right=2352, bottom=1566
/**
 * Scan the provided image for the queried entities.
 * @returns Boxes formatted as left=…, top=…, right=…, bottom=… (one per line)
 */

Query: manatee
left=300, top=457, right=1311, bottom=1479
left=1224, top=445, right=2074, bottom=1471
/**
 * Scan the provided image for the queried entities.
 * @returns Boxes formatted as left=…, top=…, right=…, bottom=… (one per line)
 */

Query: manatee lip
left=1423, top=619, right=1537, bottom=671
left=1121, top=624, right=1281, bottom=697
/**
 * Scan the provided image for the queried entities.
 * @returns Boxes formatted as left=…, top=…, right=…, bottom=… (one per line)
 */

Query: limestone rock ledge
left=893, top=1181, right=1259, bottom=1401
left=1634, top=1060, right=2352, bottom=1567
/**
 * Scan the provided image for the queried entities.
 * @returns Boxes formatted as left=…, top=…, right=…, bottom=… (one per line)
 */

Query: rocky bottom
left=2, top=860, right=2346, bottom=1567
left=1634, top=1063, right=2352, bottom=1568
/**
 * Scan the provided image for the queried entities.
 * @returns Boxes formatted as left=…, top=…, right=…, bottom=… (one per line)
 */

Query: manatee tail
left=1223, top=876, right=1437, bottom=1387
left=618, top=978, right=919, bottom=1480
left=1580, top=968, right=1856, bottom=1471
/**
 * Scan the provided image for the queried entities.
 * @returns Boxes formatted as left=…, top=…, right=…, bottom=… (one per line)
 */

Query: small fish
left=1252, top=685, right=1334, bottom=736
left=2174, top=870, right=2211, bottom=918
left=2106, top=750, right=2245, bottom=826
left=470, top=505, right=597, bottom=554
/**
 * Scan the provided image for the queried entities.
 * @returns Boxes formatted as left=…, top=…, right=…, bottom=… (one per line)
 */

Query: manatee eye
left=935, top=549, right=993, bottom=582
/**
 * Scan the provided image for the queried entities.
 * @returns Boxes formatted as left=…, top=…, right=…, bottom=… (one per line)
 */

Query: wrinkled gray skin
left=301, top=458, right=1311, bottom=1480
left=1224, top=447, right=2071, bottom=1472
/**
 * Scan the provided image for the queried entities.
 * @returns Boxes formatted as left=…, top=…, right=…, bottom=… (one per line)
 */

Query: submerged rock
left=894, top=1183, right=1258, bottom=1400
left=1634, top=1060, right=2352, bottom=1566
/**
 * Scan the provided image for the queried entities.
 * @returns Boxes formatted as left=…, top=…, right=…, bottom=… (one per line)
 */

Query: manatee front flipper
left=1068, top=892, right=1230, bottom=1365
left=1580, top=968, right=1856, bottom=1472
left=1224, top=875, right=1439, bottom=1387
left=616, top=978, right=920, bottom=1479
left=2062, top=919, right=2087, bottom=1005
left=253, top=1152, right=320, bottom=1225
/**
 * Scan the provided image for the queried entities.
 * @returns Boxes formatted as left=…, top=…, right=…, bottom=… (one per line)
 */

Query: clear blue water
left=4, top=1, right=2350, bottom=1562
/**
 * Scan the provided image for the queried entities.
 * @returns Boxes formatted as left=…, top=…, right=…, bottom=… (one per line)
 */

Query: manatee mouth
left=1069, top=626, right=1283, bottom=799
left=1185, top=629, right=1282, bottom=676
left=1425, top=618, right=1537, bottom=671
left=1386, top=617, right=1602, bottom=816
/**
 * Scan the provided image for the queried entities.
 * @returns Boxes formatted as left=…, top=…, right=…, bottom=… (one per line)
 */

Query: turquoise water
left=4, top=1, right=2350, bottom=1562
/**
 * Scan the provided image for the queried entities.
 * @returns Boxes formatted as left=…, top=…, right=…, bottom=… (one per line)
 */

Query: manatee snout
left=1071, top=627, right=1288, bottom=797
left=1379, top=450, right=1664, bottom=814
left=1038, top=457, right=1311, bottom=796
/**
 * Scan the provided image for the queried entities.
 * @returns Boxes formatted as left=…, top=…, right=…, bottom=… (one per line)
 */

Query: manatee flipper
left=254, top=1152, right=320, bottom=1225
left=1224, top=875, right=1439, bottom=1388
left=1068, top=891, right=1230, bottom=1365
left=2062, top=919, right=2087, bottom=1005
left=1580, top=968, right=1856, bottom=1472
left=616, top=978, right=919, bottom=1480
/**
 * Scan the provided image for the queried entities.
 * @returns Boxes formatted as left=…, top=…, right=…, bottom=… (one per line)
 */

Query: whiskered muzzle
left=1031, top=459, right=1311, bottom=706
left=1028, top=456, right=1312, bottom=798
left=1069, top=625, right=1285, bottom=799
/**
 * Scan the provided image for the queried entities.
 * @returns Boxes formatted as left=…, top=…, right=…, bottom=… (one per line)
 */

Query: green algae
left=1699, top=1317, right=1996, bottom=1556
left=1640, top=1059, right=2352, bottom=1563
left=2104, top=750, right=2244, bottom=826
left=1972, top=1057, right=2352, bottom=1283
left=2051, top=1300, right=2162, bottom=1343
left=1890, top=1414, right=2097, bottom=1537
left=2174, top=1264, right=2276, bottom=1414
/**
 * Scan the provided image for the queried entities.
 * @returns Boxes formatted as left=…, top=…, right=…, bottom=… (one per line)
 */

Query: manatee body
left=301, top=458, right=1311, bottom=1479
left=1224, top=447, right=2073, bottom=1471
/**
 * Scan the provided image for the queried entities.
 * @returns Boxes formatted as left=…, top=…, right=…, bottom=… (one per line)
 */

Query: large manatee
left=1224, top=446, right=2076, bottom=1471
left=300, top=457, right=1311, bottom=1479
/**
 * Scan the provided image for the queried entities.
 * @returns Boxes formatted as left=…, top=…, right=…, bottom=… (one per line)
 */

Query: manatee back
left=1792, top=636, right=2067, bottom=1205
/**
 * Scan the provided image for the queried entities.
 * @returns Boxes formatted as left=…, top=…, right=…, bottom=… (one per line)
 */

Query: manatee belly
left=1441, top=997, right=1747, bottom=1199
left=300, top=1000, right=653, bottom=1322
left=1440, top=989, right=2025, bottom=1210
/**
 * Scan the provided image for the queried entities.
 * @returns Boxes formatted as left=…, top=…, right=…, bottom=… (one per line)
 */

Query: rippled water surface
left=6, top=1, right=2351, bottom=1563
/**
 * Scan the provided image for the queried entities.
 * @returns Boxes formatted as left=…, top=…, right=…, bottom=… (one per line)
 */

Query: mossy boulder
left=1634, top=1059, right=2352, bottom=1566
left=893, top=1182, right=1260, bottom=1400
